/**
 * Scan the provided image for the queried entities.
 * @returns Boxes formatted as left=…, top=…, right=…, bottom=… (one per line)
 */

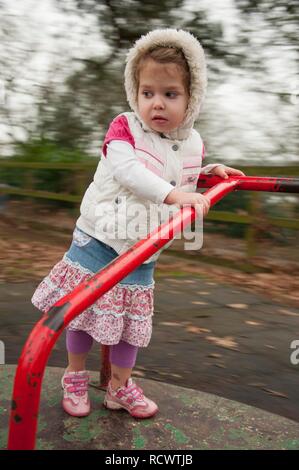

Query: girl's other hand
left=211, top=165, right=245, bottom=180
left=164, top=189, right=210, bottom=217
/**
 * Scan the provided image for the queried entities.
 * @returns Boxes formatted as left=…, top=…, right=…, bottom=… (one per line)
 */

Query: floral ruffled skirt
left=31, top=227, right=155, bottom=347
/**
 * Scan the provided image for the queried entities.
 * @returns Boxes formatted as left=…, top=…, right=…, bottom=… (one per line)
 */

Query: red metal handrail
left=197, top=175, right=299, bottom=193
left=7, top=175, right=299, bottom=450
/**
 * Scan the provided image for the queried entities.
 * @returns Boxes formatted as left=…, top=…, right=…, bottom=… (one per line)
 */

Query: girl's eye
left=166, top=92, right=177, bottom=98
left=142, top=91, right=152, bottom=98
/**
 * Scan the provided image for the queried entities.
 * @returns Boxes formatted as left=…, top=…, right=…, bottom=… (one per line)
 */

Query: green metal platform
left=1, top=365, right=299, bottom=450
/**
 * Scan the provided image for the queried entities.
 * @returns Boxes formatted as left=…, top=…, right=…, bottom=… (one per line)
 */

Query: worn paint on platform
left=1, top=365, right=299, bottom=450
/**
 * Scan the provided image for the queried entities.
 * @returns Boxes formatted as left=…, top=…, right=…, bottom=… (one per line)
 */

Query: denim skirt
left=32, top=227, right=155, bottom=347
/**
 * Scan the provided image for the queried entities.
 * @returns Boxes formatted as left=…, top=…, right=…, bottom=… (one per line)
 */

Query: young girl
left=32, top=29, right=244, bottom=419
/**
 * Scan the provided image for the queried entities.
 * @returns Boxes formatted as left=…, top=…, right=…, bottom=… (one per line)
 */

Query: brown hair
left=135, top=46, right=190, bottom=94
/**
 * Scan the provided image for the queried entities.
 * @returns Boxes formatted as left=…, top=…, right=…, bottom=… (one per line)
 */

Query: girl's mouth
left=152, top=116, right=168, bottom=123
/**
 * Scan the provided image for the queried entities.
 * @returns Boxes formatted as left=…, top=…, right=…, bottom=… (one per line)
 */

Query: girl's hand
left=164, top=189, right=210, bottom=217
left=211, top=165, right=245, bottom=179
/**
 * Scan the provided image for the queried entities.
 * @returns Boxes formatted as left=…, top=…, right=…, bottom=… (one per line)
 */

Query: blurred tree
left=0, top=4, right=38, bottom=148
left=230, top=0, right=298, bottom=164
left=38, top=0, right=226, bottom=151
left=234, top=0, right=298, bottom=70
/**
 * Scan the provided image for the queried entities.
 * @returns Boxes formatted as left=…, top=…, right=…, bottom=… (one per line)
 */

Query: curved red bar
left=7, top=175, right=298, bottom=449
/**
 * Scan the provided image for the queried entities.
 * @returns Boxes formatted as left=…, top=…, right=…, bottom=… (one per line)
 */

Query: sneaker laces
left=64, top=373, right=89, bottom=397
left=120, top=379, right=145, bottom=403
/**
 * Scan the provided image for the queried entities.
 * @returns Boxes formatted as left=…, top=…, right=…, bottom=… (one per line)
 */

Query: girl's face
left=137, top=58, right=189, bottom=134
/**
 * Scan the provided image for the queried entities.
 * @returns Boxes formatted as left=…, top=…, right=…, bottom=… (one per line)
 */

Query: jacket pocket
left=180, top=156, right=202, bottom=189
left=73, top=227, right=93, bottom=247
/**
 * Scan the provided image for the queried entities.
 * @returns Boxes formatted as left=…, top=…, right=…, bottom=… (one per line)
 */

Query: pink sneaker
left=104, top=378, right=158, bottom=419
left=61, top=370, right=91, bottom=417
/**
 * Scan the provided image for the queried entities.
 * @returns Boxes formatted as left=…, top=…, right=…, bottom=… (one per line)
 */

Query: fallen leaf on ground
left=159, top=322, right=181, bottom=327
left=186, top=326, right=211, bottom=334
left=278, top=309, right=299, bottom=317
left=206, top=335, right=239, bottom=350
left=132, top=370, right=145, bottom=377
left=248, top=382, right=267, bottom=388
left=262, top=388, right=288, bottom=399
left=227, top=304, right=249, bottom=309
left=157, top=371, right=183, bottom=378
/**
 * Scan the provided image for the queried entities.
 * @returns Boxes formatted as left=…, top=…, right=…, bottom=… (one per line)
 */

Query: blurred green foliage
left=205, top=191, right=250, bottom=237
left=0, top=139, right=93, bottom=195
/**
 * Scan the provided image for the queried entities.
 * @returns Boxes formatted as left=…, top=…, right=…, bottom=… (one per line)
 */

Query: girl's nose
left=153, top=96, right=165, bottom=109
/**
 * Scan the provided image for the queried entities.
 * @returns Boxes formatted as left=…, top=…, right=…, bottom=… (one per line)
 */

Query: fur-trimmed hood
left=124, top=28, right=207, bottom=140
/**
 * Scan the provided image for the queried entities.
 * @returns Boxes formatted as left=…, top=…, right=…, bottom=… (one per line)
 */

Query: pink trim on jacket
left=102, top=115, right=135, bottom=157
left=134, top=147, right=164, bottom=166
left=138, top=158, right=163, bottom=177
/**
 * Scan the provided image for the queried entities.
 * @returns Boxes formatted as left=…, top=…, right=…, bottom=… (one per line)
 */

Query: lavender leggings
left=66, top=330, right=138, bottom=368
